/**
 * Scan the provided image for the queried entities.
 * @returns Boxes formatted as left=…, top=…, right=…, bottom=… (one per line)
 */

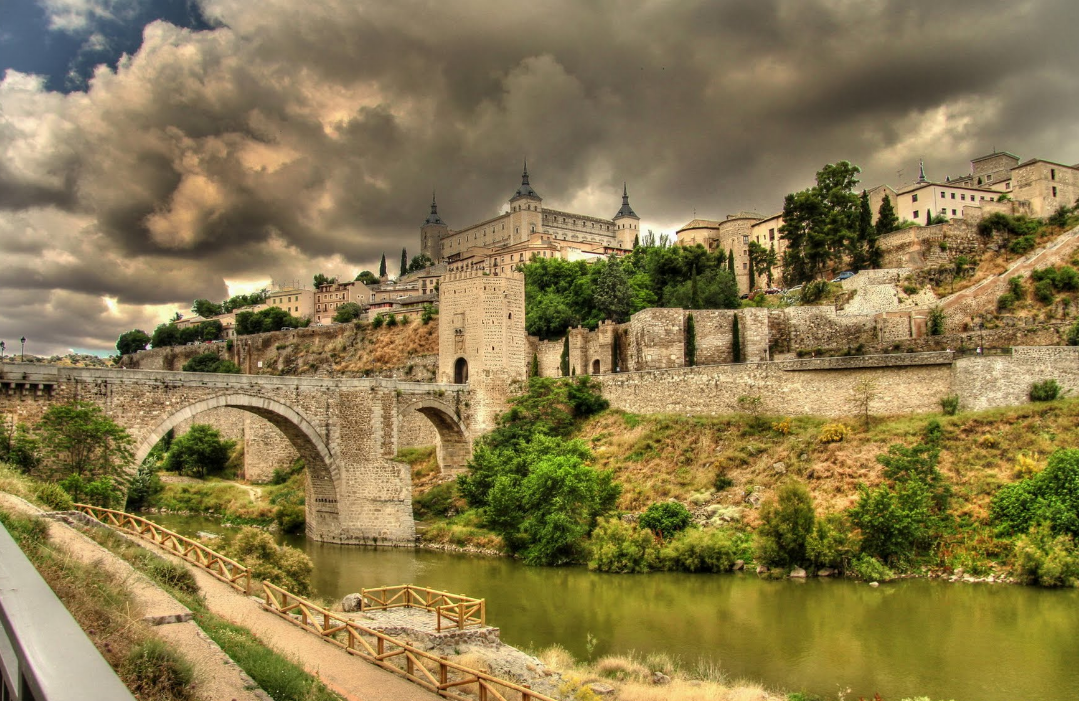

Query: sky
left=2, top=0, right=1078, bottom=357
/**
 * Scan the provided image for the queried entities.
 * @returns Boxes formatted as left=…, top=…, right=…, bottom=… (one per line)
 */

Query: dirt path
left=0, top=493, right=268, bottom=701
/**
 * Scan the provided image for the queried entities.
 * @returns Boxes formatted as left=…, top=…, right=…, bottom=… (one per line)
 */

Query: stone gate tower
left=420, top=192, right=448, bottom=262
left=438, top=270, right=527, bottom=432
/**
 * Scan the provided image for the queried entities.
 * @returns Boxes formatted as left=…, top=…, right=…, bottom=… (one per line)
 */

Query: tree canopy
left=150, top=320, right=223, bottom=348
left=332, top=302, right=363, bottom=323
left=234, top=307, right=308, bottom=335
left=780, top=161, right=863, bottom=284
left=355, top=270, right=380, bottom=285
left=116, top=329, right=150, bottom=355
left=163, top=424, right=234, bottom=479
left=313, top=273, right=338, bottom=288
left=181, top=352, right=241, bottom=373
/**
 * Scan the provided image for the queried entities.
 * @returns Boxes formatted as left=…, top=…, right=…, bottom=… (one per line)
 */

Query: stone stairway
left=938, top=224, right=1079, bottom=324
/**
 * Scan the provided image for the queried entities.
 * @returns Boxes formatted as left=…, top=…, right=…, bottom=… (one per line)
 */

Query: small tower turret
left=613, top=182, right=640, bottom=250
left=420, top=191, right=448, bottom=262
left=508, top=161, right=542, bottom=245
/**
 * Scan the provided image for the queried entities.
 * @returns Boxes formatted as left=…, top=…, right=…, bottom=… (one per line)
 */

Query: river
left=144, top=514, right=1079, bottom=701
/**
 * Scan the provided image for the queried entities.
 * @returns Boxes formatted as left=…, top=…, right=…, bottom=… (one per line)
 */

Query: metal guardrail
left=0, top=522, right=136, bottom=701
left=361, top=584, right=486, bottom=632
left=75, top=504, right=553, bottom=701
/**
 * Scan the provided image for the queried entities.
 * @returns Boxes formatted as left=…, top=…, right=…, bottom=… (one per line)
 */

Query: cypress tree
left=379, top=253, right=387, bottom=278
left=400, top=248, right=408, bottom=276
left=748, top=255, right=756, bottom=292
left=728, top=249, right=735, bottom=276
left=633, top=233, right=639, bottom=249
left=876, top=194, right=899, bottom=236
left=530, top=352, right=539, bottom=377
left=560, top=336, right=570, bottom=377
left=685, top=314, right=697, bottom=367
left=611, top=331, right=620, bottom=373
left=732, top=314, right=741, bottom=363
left=926, top=209, right=932, bottom=226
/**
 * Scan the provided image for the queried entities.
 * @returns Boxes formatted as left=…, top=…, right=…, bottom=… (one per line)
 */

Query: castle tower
left=438, top=270, right=527, bottom=432
left=508, top=161, right=543, bottom=246
left=420, top=192, right=448, bottom=262
left=613, top=182, right=640, bottom=250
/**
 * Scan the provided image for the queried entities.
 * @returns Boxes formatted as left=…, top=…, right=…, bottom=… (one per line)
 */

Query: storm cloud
left=2, top=0, right=1078, bottom=354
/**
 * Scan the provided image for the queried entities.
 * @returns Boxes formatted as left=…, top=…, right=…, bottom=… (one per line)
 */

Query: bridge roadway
left=0, top=364, right=472, bottom=546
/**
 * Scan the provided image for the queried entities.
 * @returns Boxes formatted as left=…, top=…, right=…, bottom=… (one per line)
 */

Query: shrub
left=1012, top=523, right=1079, bottom=587
left=800, top=280, right=829, bottom=304
left=1067, top=320, right=1079, bottom=346
left=587, top=518, right=658, bottom=573
left=806, top=513, right=855, bottom=571
left=181, top=352, right=240, bottom=374
left=270, top=458, right=305, bottom=485
left=658, top=527, right=742, bottom=573
left=638, top=501, right=692, bottom=539
left=0, top=422, right=39, bottom=473
left=385, top=313, right=398, bottom=327
left=927, top=306, right=945, bottom=335
left=1034, top=279, right=1055, bottom=305
left=1055, top=265, right=1079, bottom=291
left=850, top=553, right=894, bottom=582
left=125, top=461, right=163, bottom=510
left=371, top=314, right=385, bottom=329
left=997, top=292, right=1017, bottom=311
left=1029, top=379, right=1061, bottom=402
left=771, top=418, right=791, bottom=435
left=818, top=423, right=850, bottom=444
left=413, top=481, right=459, bottom=520
left=224, top=528, right=314, bottom=596
left=713, top=473, right=734, bottom=491
left=120, top=638, right=195, bottom=700
left=143, top=558, right=200, bottom=596
left=163, top=424, right=234, bottom=478
left=940, top=394, right=959, bottom=416
left=991, top=448, right=1079, bottom=537
left=1008, top=276, right=1025, bottom=298
left=849, top=480, right=932, bottom=564
left=36, top=482, right=74, bottom=511
left=756, top=481, right=815, bottom=568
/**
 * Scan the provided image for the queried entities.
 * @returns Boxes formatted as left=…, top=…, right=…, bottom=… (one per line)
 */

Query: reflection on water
left=144, top=513, right=1079, bottom=701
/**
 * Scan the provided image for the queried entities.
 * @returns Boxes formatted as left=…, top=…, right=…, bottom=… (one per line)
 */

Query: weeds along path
left=0, top=492, right=268, bottom=701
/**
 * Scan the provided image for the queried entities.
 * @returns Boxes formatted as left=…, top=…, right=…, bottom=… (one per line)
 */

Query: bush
left=800, top=280, right=830, bottom=304
left=0, top=422, right=39, bottom=473
left=806, top=513, right=855, bottom=571
left=385, top=313, right=398, bottom=327
left=638, top=501, right=692, bottom=539
left=224, top=528, right=314, bottom=596
left=36, top=482, right=74, bottom=511
left=332, top=302, right=362, bottom=323
left=587, top=518, right=658, bottom=573
left=371, top=314, right=385, bottom=329
left=991, top=448, right=1079, bottom=537
left=771, top=418, right=791, bottom=435
left=163, top=425, right=234, bottom=478
left=1010, top=235, right=1036, bottom=255
left=927, top=307, right=945, bottom=336
left=940, top=394, right=959, bottom=416
left=1012, top=523, right=1079, bottom=587
left=850, top=553, right=893, bottom=582
left=1034, top=279, right=1055, bottom=305
left=756, top=481, right=815, bottom=568
left=143, top=558, right=200, bottom=596
left=818, top=423, right=850, bottom=444
left=997, top=292, right=1017, bottom=311
left=1008, top=276, right=1025, bottom=298
left=713, top=473, right=735, bottom=491
left=849, top=480, right=933, bottom=564
left=181, top=352, right=240, bottom=374
left=1067, top=320, right=1079, bottom=346
left=658, top=527, right=742, bottom=573
left=125, top=461, right=164, bottom=510
left=1029, top=379, right=1061, bottom=402
left=120, top=638, right=195, bottom=700
left=413, top=481, right=459, bottom=520
left=270, top=458, right=305, bottom=485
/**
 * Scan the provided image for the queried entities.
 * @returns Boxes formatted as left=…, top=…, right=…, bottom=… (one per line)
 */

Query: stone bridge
left=0, top=364, right=472, bottom=546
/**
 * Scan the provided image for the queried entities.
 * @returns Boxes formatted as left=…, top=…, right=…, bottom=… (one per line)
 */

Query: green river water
left=145, top=514, right=1079, bottom=701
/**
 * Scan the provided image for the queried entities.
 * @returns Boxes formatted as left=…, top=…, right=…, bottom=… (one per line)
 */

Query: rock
left=799, top=453, right=808, bottom=461
left=817, top=567, right=835, bottom=577
left=341, top=593, right=364, bottom=612
left=789, top=566, right=807, bottom=578
left=733, top=559, right=745, bottom=571
left=954, top=567, right=964, bottom=577
left=588, top=683, right=616, bottom=696
left=756, top=565, right=769, bottom=575
left=652, top=671, right=671, bottom=685
left=772, top=461, right=787, bottom=474
left=869, top=581, right=879, bottom=587
left=987, top=575, right=996, bottom=583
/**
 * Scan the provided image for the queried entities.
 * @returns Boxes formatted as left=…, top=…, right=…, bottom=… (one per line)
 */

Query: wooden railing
left=72, top=504, right=552, bottom=701
left=263, top=582, right=546, bottom=701
left=73, top=504, right=251, bottom=594
left=361, top=584, right=486, bottom=632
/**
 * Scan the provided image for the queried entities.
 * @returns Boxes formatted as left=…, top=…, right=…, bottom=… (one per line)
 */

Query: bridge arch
left=398, top=397, right=471, bottom=476
left=133, top=393, right=341, bottom=538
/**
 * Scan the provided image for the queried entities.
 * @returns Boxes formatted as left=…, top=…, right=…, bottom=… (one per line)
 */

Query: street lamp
left=20, top=337, right=25, bottom=361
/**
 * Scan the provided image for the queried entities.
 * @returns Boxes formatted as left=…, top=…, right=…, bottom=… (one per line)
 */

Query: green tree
left=732, top=315, right=741, bottom=363
left=313, top=273, right=337, bottom=288
left=0, top=422, right=39, bottom=474
left=181, top=352, right=240, bottom=373
left=163, top=424, right=233, bottom=479
left=748, top=242, right=777, bottom=288
left=727, top=249, right=735, bottom=276
left=378, top=253, right=387, bottom=278
left=332, top=302, right=363, bottom=323
left=406, top=253, right=434, bottom=274
left=125, top=461, right=163, bottom=510
left=780, top=161, right=861, bottom=284
left=560, top=336, right=570, bottom=377
left=593, top=258, right=632, bottom=322
left=850, top=479, right=933, bottom=563
left=992, top=448, right=1079, bottom=538
left=355, top=270, right=379, bottom=285
left=116, top=329, right=151, bottom=356
left=150, top=323, right=181, bottom=348
left=756, top=481, right=816, bottom=568
left=235, top=307, right=307, bottom=335
left=191, top=299, right=223, bottom=318
left=400, top=248, right=408, bottom=277
left=876, top=194, right=899, bottom=236
left=685, top=313, right=696, bottom=366
left=639, top=501, right=693, bottom=539
left=530, top=352, right=540, bottom=377
left=848, top=189, right=876, bottom=270
left=36, top=401, right=133, bottom=499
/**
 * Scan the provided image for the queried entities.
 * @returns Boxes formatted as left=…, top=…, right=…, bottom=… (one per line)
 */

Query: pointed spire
left=615, top=182, right=638, bottom=219
left=423, top=190, right=444, bottom=225
left=512, top=159, right=541, bottom=200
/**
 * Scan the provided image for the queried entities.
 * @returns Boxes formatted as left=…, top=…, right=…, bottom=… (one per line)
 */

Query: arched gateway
left=0, top=365, right=473, bottom=546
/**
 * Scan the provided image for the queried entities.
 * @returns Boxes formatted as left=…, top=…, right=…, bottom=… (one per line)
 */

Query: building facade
left=675, top=212, right=787, bottom=293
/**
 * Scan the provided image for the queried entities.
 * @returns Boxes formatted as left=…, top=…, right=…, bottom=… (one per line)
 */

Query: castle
left=420, top=164, right=640, bottom=275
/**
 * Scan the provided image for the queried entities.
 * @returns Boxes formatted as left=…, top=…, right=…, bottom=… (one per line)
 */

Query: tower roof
left=614, top=182, right=638, bottom=219
left=424, top=191, right=444, bottom=226
left=511, top=161, right=541, bottom=200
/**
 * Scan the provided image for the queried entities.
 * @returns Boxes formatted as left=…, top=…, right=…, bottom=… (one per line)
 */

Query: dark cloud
left=1, top=0, right=1078, bottom=354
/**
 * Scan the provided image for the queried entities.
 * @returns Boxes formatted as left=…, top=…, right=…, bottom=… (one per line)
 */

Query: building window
left=960, top=194, right=966, bottom=201
left=742, top=262, right=748, bottom=270
left=914, top=210, right=919, bottom=219
left=912, top=193, right=918, bottom=203
left=742, top=235, right=748, bottom=243
left=1051, top=169, right=1056, bottom=180
left=952, top=209, right=957, bottom=215
left=986, top=174, right=993, bottom=182
left=769, top=228, right=775, bottom=241
left=951, top=193, right=956, bottom=199
left=1053, top=186, right=1058, bottom=197
left=940, top=191, right=946, bottom=197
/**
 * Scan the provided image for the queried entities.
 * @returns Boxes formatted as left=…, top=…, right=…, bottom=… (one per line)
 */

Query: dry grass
left=335, top=319, right=439, bottom=375
left=580, top=399, right=1079, bottom=521
left=399, top=445, right=440, bottom=492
